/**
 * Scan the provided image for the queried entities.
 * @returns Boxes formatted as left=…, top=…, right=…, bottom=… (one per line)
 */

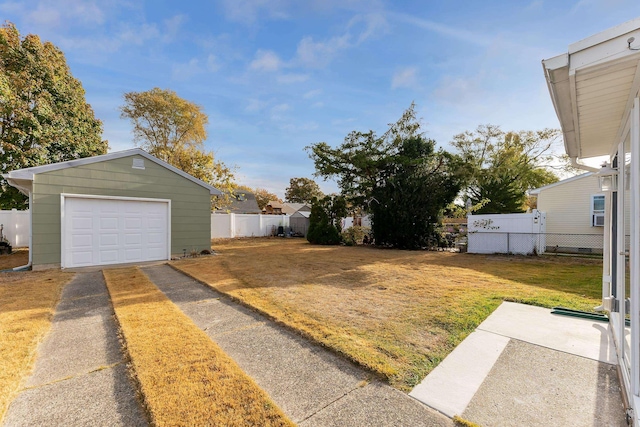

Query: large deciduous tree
left=284, top=177, right=324, bottom=203
left=307, top=103, right=464, bottom=249
left=451, top=125, right=559, bottom=214
left=120, top=88, right=235, bottom=205
left=0, top=22, right=107, bottom=209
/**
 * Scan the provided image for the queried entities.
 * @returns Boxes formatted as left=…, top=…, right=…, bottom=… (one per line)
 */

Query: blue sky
left=2, top=1, right=640, bottom=197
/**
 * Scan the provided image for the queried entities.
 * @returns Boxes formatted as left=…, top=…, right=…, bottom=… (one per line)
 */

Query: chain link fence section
left=468, top=232, right=607, bottom=256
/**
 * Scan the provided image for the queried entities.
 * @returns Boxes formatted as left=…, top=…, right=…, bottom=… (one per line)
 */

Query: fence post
left=229, top=213, right=235, bottom=238
left=259, top=214, right=264, bottom=236
left=507, top=232, right=510, bottom=255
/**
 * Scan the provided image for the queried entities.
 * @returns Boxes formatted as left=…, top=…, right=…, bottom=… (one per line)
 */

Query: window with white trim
left=591, top=194, right=605, bottom=227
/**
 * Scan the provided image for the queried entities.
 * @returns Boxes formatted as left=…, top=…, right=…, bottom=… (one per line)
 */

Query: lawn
left=0, top=270, right=73, bottom=422
left=0, top=248, right=28, bottom=270
left=173, top=238, right=603, bottom=391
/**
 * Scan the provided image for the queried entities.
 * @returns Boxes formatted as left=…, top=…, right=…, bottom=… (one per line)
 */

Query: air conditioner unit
left=593, top=214, right=605, bottom=227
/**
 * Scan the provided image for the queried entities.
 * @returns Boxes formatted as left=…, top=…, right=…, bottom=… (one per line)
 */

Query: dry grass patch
left=0, top=270, right=73, bottom=422
left=103, top=267, right=293, bottom=427
left=174, top=238, right=603, bottom=391
left=0, top=249, right=28, bottom=270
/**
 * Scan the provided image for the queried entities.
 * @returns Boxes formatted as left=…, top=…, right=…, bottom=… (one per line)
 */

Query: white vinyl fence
left=467, top=210, right=546, bottom=255
left=0, top=209, right=29, bottom=247
left=211, top=213, right=290, bottom=238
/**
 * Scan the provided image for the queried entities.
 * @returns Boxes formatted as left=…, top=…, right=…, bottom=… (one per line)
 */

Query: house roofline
left=529, top=172, right=593, bottom=195
left=2, top=148, right=222, bottom=196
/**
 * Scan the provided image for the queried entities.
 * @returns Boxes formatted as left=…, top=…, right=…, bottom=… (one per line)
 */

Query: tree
left=0, top=22, right=107, bottom=209
left=284, top=177, right=324, bottom=203
left=369, top=137, right=463, bottom=249
left=120, top=88, right=235, bottom=203
left=236, top=185, right=281, bottom=210
left=307, top=195, right=347, bottom=245
left=308, top=103, right=464, bottom=248
left=451, top=125, right=559, bottom=214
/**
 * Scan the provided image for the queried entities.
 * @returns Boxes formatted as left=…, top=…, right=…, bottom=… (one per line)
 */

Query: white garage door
left=62, top=196, right=170, bottom=268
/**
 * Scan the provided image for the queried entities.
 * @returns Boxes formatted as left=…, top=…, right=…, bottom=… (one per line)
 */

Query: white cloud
left=2, top=0, right=105, bottom=28
left=348, top=12, right=389, bottom=43
left=432, top=75, right=483, bottom=106
left=218, top=0, right=290, bottom=25
left=162, top=14, right=187, bottom=42
left=296, top=34, right=350, bottom=68
left=250, top=50, right=283, bottom=72
left=311, top=101, right=324, bottom=108
left=207, top=54, right=220, bottom=72
left=171, top=58, right=203, bottom=80
left=525, top=0, right=544, bottom=11
left=391, top=67, right=418, bottom=89
left=270, top=103, right=290, bottom=121
left=245, top=98, right=267, bottom=112
left=277, top=73, right=309, bottom=84
left=389, top=12, right=494, bottom=47
left=303, top=89, right=322, bottom=99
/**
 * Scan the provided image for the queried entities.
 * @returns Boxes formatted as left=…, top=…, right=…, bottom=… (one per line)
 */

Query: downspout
left=12, top=190, right=32, bottom=271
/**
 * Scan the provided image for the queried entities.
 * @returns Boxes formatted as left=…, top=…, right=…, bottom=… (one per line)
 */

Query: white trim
left=630, top=97, right=640, bottom=398
left=3, top=148, right=221, bottom=195
left=569, top=17, right=640, bottom=54
left=60, top=193, right=172, bottom=268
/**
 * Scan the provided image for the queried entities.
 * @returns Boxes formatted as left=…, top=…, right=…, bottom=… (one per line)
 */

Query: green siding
left=31, top=155, right=211, bottom=266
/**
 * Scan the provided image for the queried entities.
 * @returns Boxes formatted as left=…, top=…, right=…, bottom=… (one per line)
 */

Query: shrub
left=341, top=226, right=370, bottom=246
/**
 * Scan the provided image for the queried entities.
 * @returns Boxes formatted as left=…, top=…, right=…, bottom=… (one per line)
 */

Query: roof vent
left=132, top=158, right=145, bottom=170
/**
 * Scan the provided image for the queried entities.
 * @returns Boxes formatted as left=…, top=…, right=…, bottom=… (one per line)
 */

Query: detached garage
left=3, top=148, right=221, bottom=269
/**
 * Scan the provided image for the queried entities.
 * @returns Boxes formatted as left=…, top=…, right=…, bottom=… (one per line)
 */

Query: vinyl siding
left=537, top=175, right=605, bottom=235
left=31, top=154, right=211, bottom=266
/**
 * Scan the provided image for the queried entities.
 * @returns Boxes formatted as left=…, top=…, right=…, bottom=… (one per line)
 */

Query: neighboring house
left=543, top=17, right=640, bottom=421
left=215, top=190, right=261, bottom=214
left=282, top=203, right=311, bottom=215
left=530, top=173, right=613, bottom=253
left=263, top=200, right=285, bottom=215
left=3, top=148, right=220, bottom=270
left=263, top=201, right=311, bottom=215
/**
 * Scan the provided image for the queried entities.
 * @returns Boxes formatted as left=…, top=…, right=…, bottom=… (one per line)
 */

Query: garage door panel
left=72, top=217, right=93, bottom=230
left=71, top=233, right=93, bottom=247
left=124, top=217, right=142, bottom=230
left=124, top=248, right=142, bottom=262
left=99, top=250, right=119, bottom=263
left=64, top=197, right=169, bottom=268
left=100, top=217, right=119, bottom=230
left=99, top=233, right=119, bottom=246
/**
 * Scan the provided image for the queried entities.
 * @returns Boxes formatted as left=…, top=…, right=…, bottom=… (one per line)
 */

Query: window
left=591, top=194, right=605, bottom=227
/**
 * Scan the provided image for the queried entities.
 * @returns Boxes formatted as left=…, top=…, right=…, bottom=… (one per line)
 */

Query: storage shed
left=3, top=148, right=220, bottom=270
left=290, top=210, right=310, bottom=236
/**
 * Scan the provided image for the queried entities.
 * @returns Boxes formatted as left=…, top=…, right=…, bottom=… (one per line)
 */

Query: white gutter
left=570, top=157, right=600, bottom=173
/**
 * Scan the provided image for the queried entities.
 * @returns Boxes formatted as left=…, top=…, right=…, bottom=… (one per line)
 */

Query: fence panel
left=468, top=232, right=604, bottom=256
left=211, top=213, right=290, bottom=238
left=0, top=209, right=30, bottom=247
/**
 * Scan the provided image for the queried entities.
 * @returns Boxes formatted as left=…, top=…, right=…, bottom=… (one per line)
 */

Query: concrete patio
left=410, top=302, right=627, bottom=426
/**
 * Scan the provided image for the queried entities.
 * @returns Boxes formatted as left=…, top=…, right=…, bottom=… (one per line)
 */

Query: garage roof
left=542, top=18, right=640, bottom=160
left=3, top=148, right=222, bottom=196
